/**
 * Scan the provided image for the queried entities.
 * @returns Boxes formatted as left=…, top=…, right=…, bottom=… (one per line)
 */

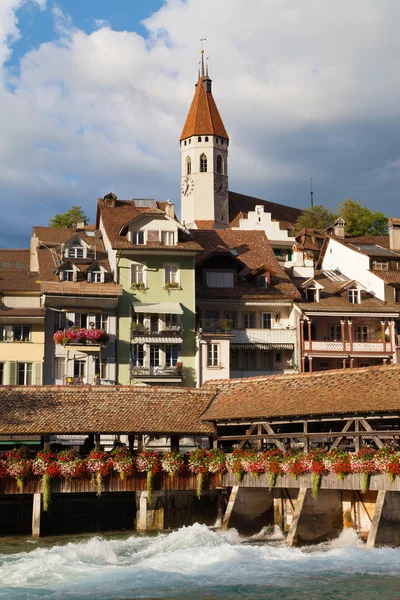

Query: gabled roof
left=202, top=365, right=400, bottom=422
left=191, top=229, right=300, bottom=299
left=180, top=76, right=228, bottom=141
left=228, top=191, right=302, bottom=228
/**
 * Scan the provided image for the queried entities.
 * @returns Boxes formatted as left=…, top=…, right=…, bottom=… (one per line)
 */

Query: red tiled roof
left=180, top=76, right=228, bottom=141
left=202, top=365, right=400, bottom=421
left=0, top=308, right=45, bottom=317
left=0, top=249, right=40, bottom=293
left=0, top=386, right=215, bottom=435
left=371, top=270, right=400, bottom=285
left=191, top=229, right=300, bottom=299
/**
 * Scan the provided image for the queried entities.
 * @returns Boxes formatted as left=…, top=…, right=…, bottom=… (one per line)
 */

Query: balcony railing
left=131, top=324, right=182, bottom=337
left=198, top=319, right=233, bottom=333
left=304, top=339, right=392, bottom=353
left=131, top=364, right=183, bottom=378
left=42, top=281, right=123, bottom=297
left=233, top=327, right=297, bottom=345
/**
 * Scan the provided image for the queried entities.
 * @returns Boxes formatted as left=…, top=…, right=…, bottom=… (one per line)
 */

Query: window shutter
left=7, top=361, right=17, bottom=385
left=33, top=362, right=43, bottom=385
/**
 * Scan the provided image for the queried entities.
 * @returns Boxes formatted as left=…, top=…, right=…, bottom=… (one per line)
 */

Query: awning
left=66, top=345, right=101, bottom=352
left=231, top=343, right=294, bottom=350
left=132, top=336, right=183, bottom=344
left=132, top=302, right=183, bottom=315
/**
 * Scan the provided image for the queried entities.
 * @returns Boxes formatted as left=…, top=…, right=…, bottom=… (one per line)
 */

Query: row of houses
left=1, top=64, right=400, bottom=387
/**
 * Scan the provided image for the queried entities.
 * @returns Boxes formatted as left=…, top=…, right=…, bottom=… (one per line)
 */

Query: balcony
left=198, top=319, right=234, bottom=334
left=131, top=363, right=183, bottom=381
left=233, top=327, right=297, bottom=346
left=42, top=281, right=123, bottom=297
left=131, top=324, right=183, bottom=344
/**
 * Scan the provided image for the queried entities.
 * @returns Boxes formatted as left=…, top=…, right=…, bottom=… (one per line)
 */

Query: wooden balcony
left=41, top=281, right=123, bottom=297
left=304, top=339, right=393, bottom=354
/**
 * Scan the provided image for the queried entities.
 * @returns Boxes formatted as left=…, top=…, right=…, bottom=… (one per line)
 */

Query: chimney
left=30, top=234, right=39, bottom=273
left=103, top=192, right=117, bottom=208
left=77, top=220, right=86, bottom=229
left=333, top=217, right=346, bottom=238
left=292, top=246, right=315, bottom=278
left=165, top=201, right=175, bottom=219
left=389, top=218, right=400, bottom=251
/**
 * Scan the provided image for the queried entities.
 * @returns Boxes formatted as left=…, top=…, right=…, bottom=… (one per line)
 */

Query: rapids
left=1, top=524, right=400, bottom=599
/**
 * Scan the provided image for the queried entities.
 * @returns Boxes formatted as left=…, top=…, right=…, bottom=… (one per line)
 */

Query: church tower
left=180, top=53, right=229, bottom=228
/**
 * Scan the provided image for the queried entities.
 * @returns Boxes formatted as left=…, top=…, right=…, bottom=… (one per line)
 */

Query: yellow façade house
left=0, top=249, right=44, bottom=385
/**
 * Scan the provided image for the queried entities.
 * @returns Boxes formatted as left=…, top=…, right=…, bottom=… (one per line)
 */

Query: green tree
left=295, top=205, right=334, bottom=232
left=334, top=198, right=387, bottom=237
left=49, top=206, right=88, bottom=228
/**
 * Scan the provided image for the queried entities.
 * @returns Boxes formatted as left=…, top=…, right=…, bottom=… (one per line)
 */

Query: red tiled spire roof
left=180, top=76, right=229, bottom=141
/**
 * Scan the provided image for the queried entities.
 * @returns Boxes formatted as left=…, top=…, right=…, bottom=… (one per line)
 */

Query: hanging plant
left=375, top=447, right=400, bottom=482
left=226, top=449, right=246, bottom=483
left=241, top=450, right=265, bottom=477
left=207, top=449, right=227, bottom=476
left=57, top=449, right=86, bottom=479
left=5, top=447, right=31, bottom=490
left=136, top=450, right=160, bottom=506
left=351, top=446, right=377, bottom=494
left=188, top=449, right=209, bottom=499
left=281, top=450, right=307, bottom=480
left=111, top=446, right=135, bottom=480
left=161, top=451, right=185, bottom=478
left=32, top=450, right=59, bottom=512
left=261, top=449, right=283, bottom=490
left=326, top=448, right=352, bottom=480
left=307, top=449, right=328, bottom=500
left=86, top=449, right=113, bottom=497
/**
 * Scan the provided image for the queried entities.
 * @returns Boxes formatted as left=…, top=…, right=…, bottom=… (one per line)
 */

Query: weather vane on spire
left=200, top=37, right=207, bottom=76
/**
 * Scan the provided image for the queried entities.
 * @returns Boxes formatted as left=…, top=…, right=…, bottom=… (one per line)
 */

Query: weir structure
left=2, top=365, right=400, bottom=546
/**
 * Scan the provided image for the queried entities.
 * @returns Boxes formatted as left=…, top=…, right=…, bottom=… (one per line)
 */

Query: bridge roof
left=202, top=365, right=400, bottom=422
left=0, top=386, right=215, bottom=436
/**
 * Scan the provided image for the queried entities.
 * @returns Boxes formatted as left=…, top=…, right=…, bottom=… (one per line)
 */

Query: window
left=258, top=275, right=268, bottom=289
left=0, top=363, right=3, bottom=384
left=216, top=154, right=223, bottom=174
left=216, top=138, right=219, bottom=144
left=329, top=325, right=342, bottom=341
left=73, top=359, right=86, bottom=380
left=150, top=345, right=160, bottom=367
left=205, top=136, right=209, bottom=142
left=89, top=270, right=102, bottom=283
left=94, top=357, right=108, bottom=379
left=54, top=312, right=67, bottom=332
left=165, top=314, right=180, bottom=329
left=161, top=231, right=174, bottom=245
left=198, top=136, right=202, bottom=142
left=348, top=288, right=360, bottom=304
left=224, top=312, right=237, bottom=329
left=230, top=348, right=239, bottom=370
left=200, top=153, right=207, bottom=172
left=131, top=231, right=145, bottom=245
left=274, top=249, right=283, bottom=257
left=275, top=352, right=282, bottom=362
left=18, top=363, right=32, bottom=385
left=262, top=313, right=272, bottom=329
left=189, top=138, right=191, bottom=144
left=319, top=362, right=331, bottom=371
left=61, top=269, right=74, bottom=282
left=243, top=312, right=256, bottom=328
left=186, top=156, right=191, bottom=175
left=14, top=325, right=31, bottom=342
left=67, top=246, right=85, bottom=259
left=261, top=351, right=273, bottom=370
left=395, top=288, right=400, bottom=303
left=132, top=344, right=144, bottom=367
left=165, top=264, right=180, bottom=286
left=275, top=313, right=281, bottom=324
left=356, top=326, right=368, bottom=342
left=95, top=313, right=108, bottom=331
left=243, top=350, right=256, bottom=369
left=54, top=357, right=64, bottom=380
left=165, top=344, right=179, bottom=367
left=74, top=313, right=88, bottom=328
left=206, top=271, right=234, bottom=288
left=305, top=288, right=318, bottom=302
left=207, top=343, right=219, bottom=367
left=0, top=325, right=12, bottom=341
left=131, top=263, right=146, bottom=285
left=184, top=140, right=187, bottom=146
left=372, top=261, right=389, bottom=270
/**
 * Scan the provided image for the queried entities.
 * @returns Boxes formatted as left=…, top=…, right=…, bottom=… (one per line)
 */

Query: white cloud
left=0, top=0, right=400, bottom=245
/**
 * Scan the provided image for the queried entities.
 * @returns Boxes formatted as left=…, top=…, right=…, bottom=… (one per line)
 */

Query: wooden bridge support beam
left=366, top=490, right=386, bottom=548
left=286, top=488, right=307, bottom=546
left=32, top=493, right=41, bottom=538
left=221, top=485, right=239, bottom=530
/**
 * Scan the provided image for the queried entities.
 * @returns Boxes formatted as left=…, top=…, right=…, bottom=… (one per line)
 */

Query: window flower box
left=53, top=328, right=109, bottom=346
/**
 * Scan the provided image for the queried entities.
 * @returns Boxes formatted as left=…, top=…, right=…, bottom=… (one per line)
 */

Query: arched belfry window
left=186, top=156, right=191, bottom=175
left=200, top=153, right=207, bottom=173
left=217, top=154, right=223, bottom=174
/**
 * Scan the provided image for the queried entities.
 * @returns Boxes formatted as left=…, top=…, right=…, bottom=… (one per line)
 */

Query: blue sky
left=0, top=0, right=399, bottom=247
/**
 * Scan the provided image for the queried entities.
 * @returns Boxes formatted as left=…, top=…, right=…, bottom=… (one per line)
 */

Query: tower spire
left=200, top=37, right=207, bottom=77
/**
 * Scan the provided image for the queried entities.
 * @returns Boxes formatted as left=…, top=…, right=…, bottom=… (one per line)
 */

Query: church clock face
left=214, top=175, right=228, bottom=196
left=181, top=176, right=194, bottom=197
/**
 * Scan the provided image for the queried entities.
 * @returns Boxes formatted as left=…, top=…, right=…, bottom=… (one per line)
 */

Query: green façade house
left=97, top=193, right=201, bottom=386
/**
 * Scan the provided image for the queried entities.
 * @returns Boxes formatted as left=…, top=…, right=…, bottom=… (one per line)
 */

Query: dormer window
left=132, top=231, right=145, bottom=245
left=88, top=270, right=103, bottom=283
left=305, top=288, right=319, bottom=302
left=258, top=275, right=268, bottom=289
left=161, top=231, right=174, bottom=245
left=206, top=271, right=234, bottom=288
left=61, top=268, right=75, bottom=282
left=348, top=288, right=361, bottom=304
left=66, top=246, right=85, bottom=259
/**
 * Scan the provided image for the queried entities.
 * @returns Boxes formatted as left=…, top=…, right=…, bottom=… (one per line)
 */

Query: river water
left=1, top=524, right=400, bottom=600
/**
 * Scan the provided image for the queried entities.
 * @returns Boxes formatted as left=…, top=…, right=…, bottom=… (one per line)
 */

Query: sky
left=0, top=0, right=399, bottom=247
